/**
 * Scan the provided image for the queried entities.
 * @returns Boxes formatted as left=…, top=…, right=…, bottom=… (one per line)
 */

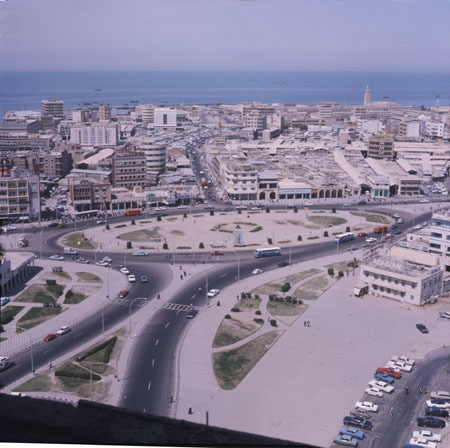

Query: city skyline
left=0, top=0, right=449, bottom=72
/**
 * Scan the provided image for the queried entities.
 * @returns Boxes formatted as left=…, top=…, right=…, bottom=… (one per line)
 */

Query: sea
left=0, top=70, right=449, bottom=114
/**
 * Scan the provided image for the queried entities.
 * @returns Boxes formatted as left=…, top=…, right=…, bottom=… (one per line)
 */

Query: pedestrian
left=180, top=274, right=183, bottom=280
left=390, top=407, right=394, bottom=415
left=419, top=386, right=423, bottom=393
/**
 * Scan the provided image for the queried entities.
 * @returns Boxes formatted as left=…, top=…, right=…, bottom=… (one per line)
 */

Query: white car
left=426, top=399, right=450, bottom=409
left=419, top=199, right=431, bottom=203
left=414, top=224, right=423, bottom=230
left=391, top=355, right=415, bottom=366
left=397, top=218, right=403, bottom=223
left=365, top=387, right=383, bottom=398
left=409, top=437, right=437, bottom=448
left=155, top=207, right=167, bottom=211
left=49, top=255, right=65, bottom=261
left=120, top=267, right=130, bottom=274
left=365, top=237, right=377, bottom=243
left=430, top=390, right=450, bottom=400
left=386, top=361, right=412, bottom=372
left=0, top=356, right=9, bottom=364
left=56, top=326, right=71, bottom=335
left=128, top=275, right=136, bottom=283
left=102, top=256, right=113, bottom=263
left=207, top=289, right=220, bottom=298
left=355, top=401, right=378, bottom=412
left=412, top=430, right=442, bottom=442
left=96, top=261, right=110, bottom=267
left=368, top=380, right=394, bottom=393
left=252, top=268, right=262, bottom=275
left=305, top=201, right=315, bottom=206
left=177, top=205, right=187, bottom=209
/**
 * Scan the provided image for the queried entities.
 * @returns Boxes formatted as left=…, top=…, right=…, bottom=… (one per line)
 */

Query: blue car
left=393, top=229, right=402, bottom=234
left=333, top=434, right=358, bottom=446
left=339, top=426, right=365, bottom=440
left=343, top=416, right=372, bottom=430
left=0, top=297, right=10, bottom=306
left=374, top=372, right=395, bottom=384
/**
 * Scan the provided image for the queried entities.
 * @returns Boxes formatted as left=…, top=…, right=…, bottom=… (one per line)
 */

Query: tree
left=266, top=208, right=270, bottom=213
left=131, top=219, right=136, bottom=225
left=126, top=241, right=132, bottom=249
left=328, top=267, right=334, bottom=276
left=297, top=235, right=302, bottom=241
left=199, top=242, right=204, bottom=249
left=323, top=231, right=329, bottom=237
left=346, top=226, right=351, bottom=233
left=332, top=208, right=336, bottom=213
left=105, top=224, right=110, bottom=230
left=210, top=210, right=214, bottom=216
left=163, top=243, right=168, bottom=250
left=157, top=215, right=162, bottom=221
left=293, top=206, right=298, bottom=213
left=183, top=213, right=187, bottom=218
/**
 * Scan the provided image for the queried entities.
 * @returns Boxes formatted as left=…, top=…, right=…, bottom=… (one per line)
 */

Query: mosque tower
left=364, top=85, right=371, bottom=106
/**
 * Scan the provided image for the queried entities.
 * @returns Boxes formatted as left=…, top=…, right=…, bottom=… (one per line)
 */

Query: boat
left=249, top=79, right=259, bottom=82
left=130, top=100, right=139, bottom=103
left=273, top=80, right=285, bottom=84
left=82, top=102, right=91, bottom=105
left=383, top=96, right=390, bottom=99
left=94, top=88, right=102, bottom=91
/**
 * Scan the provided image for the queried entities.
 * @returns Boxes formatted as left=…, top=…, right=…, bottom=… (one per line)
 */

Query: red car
left=376, top=367, right=401, bottom=379
left=357, top=232, right=368, bottom=237
left=118, top=290, right=129, bottom=298
left=43, top=333, right=57, bottom=342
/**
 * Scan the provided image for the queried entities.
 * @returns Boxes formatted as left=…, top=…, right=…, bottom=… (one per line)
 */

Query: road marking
left=219, top=274, right=227, bottom=278
left=165, top=322, right=170, bottom=328
left=43, top=349, right=53, bottom=354
left=176, top=310, right=180, bottom=315
left=190, top=295, right=196, bottom=300
left=74, top=333, right=83, bottom=338
left=155, top=339, right=159, bottom=346
left=147, top=382, right=151, bottom=391
left=152, top=358, right=155, bottom=367
left=143, top=408, right=146, bottom=412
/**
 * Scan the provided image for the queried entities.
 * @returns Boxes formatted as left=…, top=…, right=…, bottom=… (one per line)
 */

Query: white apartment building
left=42, top=98, right=64, bottom=118
left=138, top=140, right=167, bottom=173
left=221, top=162, right=258, bottom=201
left=153, top=108, right=186, bottom=129
left=70, top=123, right=119, bottom=146
left=429, top=211, right=450, bottom=260
left=422, top=119, right=444, bottom=138
left=398, top=120, right=421, bottom=138
left=243, top=111, right=267, bottom=131
left=98, top=104, right=111, bottom=121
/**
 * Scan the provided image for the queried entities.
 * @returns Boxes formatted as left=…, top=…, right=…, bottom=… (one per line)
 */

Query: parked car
left=252, top=268, right=262, bottom=275
left=426, top=399, right=450, bottom=409
left=278, top=261, right=289, bottom=267
left=120, top=267, right=130, bottom=274
left=357, top=232, right=368, bottom=238
left=186, top=309, right=198, bottom=319
left=140, top=275, right=149, bottom=283
left=63, top=248, right=78, bottom=255
left=349, top=245, right=357, bottom=252
left=416, top=323, right=429, bottom=334
left=408, top=438, right=437, bottom=448
left=417, top=417, right=445, bottom=428
left=368, top=380, right=394, bottom=393
left=386, top=361, right=412, bottom=372
left=96, top=261, right=110, bottom=267
left=391, top=356, right=415, bottom=366
left=393, top=229, right=402, bottom=234
left=439, top=311, right=450, bottom=319
left=0, top=297, right=11, bottom=306
left=365, top=387, right=383, bottom=398
left=430, top=390, right=450, bottom=401
left=211, top=250, right=224, bottom=256
left=49, top=255, right=65, bottom=261
left=128, top=275, right=136, bottom=283
left=56, top=326, right=71, bottom=335
left=374, top=372, right=395, bottom=384
left=118, top=290, right=129, bottom=298
left=343, top=416, right=372, bottom=430
left=412, top=430, right=442, bottom=442
left=397, top=218, right=403, bottom=223
left=355, top=401, right=378, bottom=413
left=132, top=251, right=149, bottom=257
left=43, top=333, right=57, bottom=342
left=425, top=407, right=449, bottom=417
left=332, top=434, right=358, bottom=446
left=365, top=237, right=377, bottom=243
left=102, top=256, right=112, bottom=263
left=96, top=219, right=107, bottom=224
left=376, top=367, right=401, bottom=379
left=339, top=427, right=365, bottom=440
left=207, top=289, right=220, bottom=298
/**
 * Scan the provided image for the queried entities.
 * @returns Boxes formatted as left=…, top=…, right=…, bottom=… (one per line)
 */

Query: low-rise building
left=367, top=135, right=395, bottom=159
left=39, top=150, right=73, bottom=178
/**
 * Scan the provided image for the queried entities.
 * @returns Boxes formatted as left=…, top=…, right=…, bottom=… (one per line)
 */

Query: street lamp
left=14, top=325, right=34, bottom=374
left=39, top=227, right=45, bottom=259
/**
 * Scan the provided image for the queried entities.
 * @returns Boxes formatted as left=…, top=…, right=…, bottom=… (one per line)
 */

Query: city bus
left=254, top=247, right=281, bottom=258
left=124, top=208, right=142, bottom=216
left=334, top=232, right=355, bottom=244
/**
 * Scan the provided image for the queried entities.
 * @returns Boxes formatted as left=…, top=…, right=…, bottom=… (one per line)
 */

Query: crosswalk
left=162, top=303, right=198, bottom=312
left=109, top=297, right=148, bottom=307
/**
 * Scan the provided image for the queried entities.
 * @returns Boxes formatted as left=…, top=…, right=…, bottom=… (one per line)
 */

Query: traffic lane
left=120, top=308, right=189, bottom=415
left=0, top=263, right=172, bottom=388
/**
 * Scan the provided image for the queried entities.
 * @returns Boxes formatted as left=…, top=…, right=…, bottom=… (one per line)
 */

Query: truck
left=374, top=225, right=389, bottom=234
left=354, top=285, right=369, bottom=297
left=201, top=178, right=207, bottom=186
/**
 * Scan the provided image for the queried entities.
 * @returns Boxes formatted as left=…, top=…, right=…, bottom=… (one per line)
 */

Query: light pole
left=107, top=265, right=123, bottom=299
left=14, top=325, right=34, bottom=374
left=128, top=297, right=141, bottom=336
left=231, top=250, right=240, bottom=281
left=289, top=238, right=292, bottom=266
left=39, top=227, right=45, bottom=259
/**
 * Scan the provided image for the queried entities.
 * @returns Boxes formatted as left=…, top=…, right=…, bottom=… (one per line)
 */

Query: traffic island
left=62, top=232, right=95, bottom=250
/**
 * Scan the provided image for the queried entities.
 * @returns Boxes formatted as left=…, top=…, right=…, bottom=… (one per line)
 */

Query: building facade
left=39, top=150, right=73, bottom=178
left=138, top=140, right=167, bottom=173
left=42, top=99, right=64, bottom=118
left=368, top=135, right=395, bottom=159
left=112, top=153, right=147, bottom=189
left=70, top=123, right=119, bottom=146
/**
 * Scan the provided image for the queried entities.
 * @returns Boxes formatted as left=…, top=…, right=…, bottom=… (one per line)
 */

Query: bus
left=254, top=247, right=281, bottom=258
left=334, top=232, right=354, bottom=244
left=124, top=208, right=142, bottom=216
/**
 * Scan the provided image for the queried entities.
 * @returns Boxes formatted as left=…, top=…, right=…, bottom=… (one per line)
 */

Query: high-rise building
left=98, top=104, right=111, bottom=121
left=364, top=86, right=371, bottom=107
left=41, top=99, right=64, bottom=118
left=111, top=152, right=147, bottom=189
left=70, top=123, right=119, bottom=146
left=138, top=139, right=167, bottom=173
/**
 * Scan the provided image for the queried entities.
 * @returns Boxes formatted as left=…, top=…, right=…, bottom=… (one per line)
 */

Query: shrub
left=346, top=226, right=351, bottom=233
left=254, top=294, right=260, bottom=300
left=328, top=267, right=334, bottom=276
left=210, top=210, right=214, bottom=216
left=238, top=209, right=242, bottom=214
left=294, top=206, right=298, bottom=213
left=157, top=215, right=162, bottom=221
left=199, top=242, right=204, bottom=249
left=332, top=208, right=336, bottom=213
left=323, top=231, right=329, bottom=237
left=76, top=337, right=117, bottom=363
left=266, top=208, right=270, bottom=213
left=102, top=337, right=117, bottom=363
left=270, top=319, right=277, bottom=327
left=163, top=243, right=168, bottom=250
left=297, top=235, right=302, bottom=241
left=281, top=282, right=291, bottom=292
left=255, top=310, right=262, bottom=315
left=55, top=370, right=101, bottom=381
left=231, top=307, right=240, bottom=312
left=338, top=270, right=344, bottom=277
left=131, top=219, right=136, bottom=225
left=267, top=238, right=273, bottom=245
left=241, top=292, right=246, bottom=299
left=224, top=314, right=231, bottom=319
left=105, top=224, right=110, bottom=230
left=254, top=318, right=264, bottom=324
left=65, top=289, right=74, bottom=299
left=183, top=213, right=187, bottom=218
left=126, top=241, right=132, bottom=249
left=46, top=279, right=56, bottom=285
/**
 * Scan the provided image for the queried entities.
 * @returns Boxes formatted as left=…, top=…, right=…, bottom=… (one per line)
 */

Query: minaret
left=436, top=95, right=440, bottom=111
left=364, top=85, right=371, bottom=106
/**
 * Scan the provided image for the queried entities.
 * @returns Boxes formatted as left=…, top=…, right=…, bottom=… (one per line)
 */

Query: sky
left=0, top=0, right=449, bottom=72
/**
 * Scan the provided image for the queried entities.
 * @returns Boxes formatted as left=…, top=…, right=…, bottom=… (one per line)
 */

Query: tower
left=436, top=95, right=440, bottom=111
left=364, top=85, right=371, bottom=107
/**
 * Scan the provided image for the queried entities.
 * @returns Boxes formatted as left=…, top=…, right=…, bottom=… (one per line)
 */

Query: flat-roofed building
left=368, top=135, right=395, bottom=159
left=39, top=150, right=73, bottom=178
left=70, top=178, right=112, bottom=212
left=98, top=104, right=111, bottom=121
left=70, top=123, right=119, bottom=147
left=112, top=152, right=147, bottom=190
left=278, top=180, right=312, bottom=200
left=0, top=173, right=35, bottom=219
left=257, top=171, right=278, bottom=201
left=42, top=98, right=64, bottom=118
left=138, top=140, right=167, bottom=173
left=429, top=211, right=450, bottom=260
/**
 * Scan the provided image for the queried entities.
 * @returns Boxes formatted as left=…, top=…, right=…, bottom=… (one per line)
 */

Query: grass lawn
left=41, top=271, right=72, bottom=282
left=350, top=212, right=390, bottom=224
left=80, top=363, right=114, bottom=375
left=17, top=307, right=64, bottom=331
left=307, top=216, right=347, bottom=227
left=234, top=298, right=261, bottom=312
left=251, top=269, right=321, bottom=296
left=267, top=301, right=307, bottom=317
left=213, top=316, right=261, bottom=348
left=170, top=230, right=185, bottom=236
left=233, top=221, right=257, bottom=226
left=249, top=226, right=262, bottom=233
left=213, top=330, right=283, bottom=390
left=76, top=272, right=102, bottom=283
left=118, top=228, right=161, bottom=242
left=63, top=232, right=95, bottom=250
left=0, top=305, right=24, bottom=325
left=292, top=274, right=334, bottom=301
left=14, top=373, right=52, bottom=392
left=64, top=289, right=87, bottom=304
left=16, top=284, right=64, bottom=305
